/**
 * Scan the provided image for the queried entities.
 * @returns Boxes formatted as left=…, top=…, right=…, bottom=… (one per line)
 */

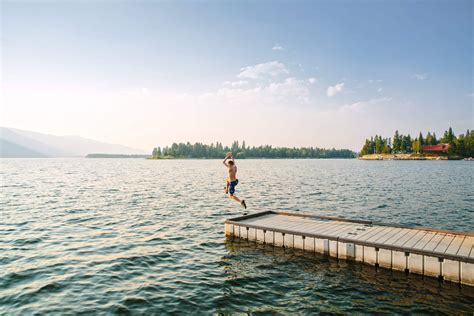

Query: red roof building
left=423, top=143, right=450, bottom=153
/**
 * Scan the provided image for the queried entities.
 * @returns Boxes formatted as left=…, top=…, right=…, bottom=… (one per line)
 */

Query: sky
left=1, top=0, right=473, bottom=151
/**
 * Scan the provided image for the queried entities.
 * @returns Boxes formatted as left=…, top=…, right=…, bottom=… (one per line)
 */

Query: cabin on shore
left=423, top=143, right=450, bottom=153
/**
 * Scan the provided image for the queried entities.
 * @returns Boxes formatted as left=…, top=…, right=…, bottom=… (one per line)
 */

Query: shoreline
left=358, top=154, right=471, bottom=160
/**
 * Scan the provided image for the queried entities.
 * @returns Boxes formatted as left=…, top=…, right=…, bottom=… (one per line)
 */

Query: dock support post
left=405, top=252, right=410, bottom=274
left=375, top=247, right=379, bottom=268
left=459, top=261, right=462, bottom=285
left=438, top=258, right=444, bottom=282
left=422, top=255, right=425, bottom=276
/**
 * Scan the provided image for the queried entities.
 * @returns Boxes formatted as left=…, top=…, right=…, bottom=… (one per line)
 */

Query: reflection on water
left=223, top=240, right=474, bottom=314
left=0, top=158, right=473, bottom=313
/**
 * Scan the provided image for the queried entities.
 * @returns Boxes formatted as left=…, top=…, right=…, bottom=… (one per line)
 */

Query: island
left=150, top=141, right=356, bottom=159
left=358, top=127, right=473, bottom=160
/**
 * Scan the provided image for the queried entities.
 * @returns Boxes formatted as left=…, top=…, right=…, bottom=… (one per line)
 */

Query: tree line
left=359, top=128, right=473, bottom=157
left=152, top=141, right=356, bottom=159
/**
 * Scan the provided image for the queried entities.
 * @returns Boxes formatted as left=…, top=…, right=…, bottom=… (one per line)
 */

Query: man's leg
left=229, top=194, right=246, bottom=209
left=229, top=194, right=241, bottom=203
left=225, top=180, right=229, bottom=194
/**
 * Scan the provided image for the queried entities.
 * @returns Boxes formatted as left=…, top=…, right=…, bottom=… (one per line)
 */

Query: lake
left=1, top=159, right=473, bottom=313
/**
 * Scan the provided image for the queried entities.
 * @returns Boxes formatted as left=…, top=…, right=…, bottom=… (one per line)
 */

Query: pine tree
left=418, top=132, right=424, bottom=153
left=393, top=130, right=400, bottom=153
left=448, top=127, right=454, bottom=143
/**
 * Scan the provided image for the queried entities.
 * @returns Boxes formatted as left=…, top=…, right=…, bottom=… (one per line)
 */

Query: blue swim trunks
left=229, top=179, right=239, bottom=195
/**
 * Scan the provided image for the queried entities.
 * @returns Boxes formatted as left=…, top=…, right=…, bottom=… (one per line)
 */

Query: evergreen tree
left=418, top=132, right=424, bottom=153
left=426, top=132, right=434, bottom=145
left=448, top=127, right=454, bottom=143
left=358, top=128, right=473, bottom=158
left=392, top=130, right=399, bottom=153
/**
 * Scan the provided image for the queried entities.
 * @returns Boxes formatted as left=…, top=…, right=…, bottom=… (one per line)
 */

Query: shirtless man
left=223, top=152, right=246, bottom=209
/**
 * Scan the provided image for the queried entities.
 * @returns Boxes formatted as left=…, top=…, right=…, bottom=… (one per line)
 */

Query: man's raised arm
left=223, top=153, right=230, bottom=167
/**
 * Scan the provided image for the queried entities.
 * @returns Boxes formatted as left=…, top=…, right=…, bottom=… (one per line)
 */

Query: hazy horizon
left=2, top=1, right=473, bottom=152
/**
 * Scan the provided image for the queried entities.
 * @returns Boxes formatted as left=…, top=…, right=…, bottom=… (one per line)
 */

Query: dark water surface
left=1, top=159, right=473, bottom=314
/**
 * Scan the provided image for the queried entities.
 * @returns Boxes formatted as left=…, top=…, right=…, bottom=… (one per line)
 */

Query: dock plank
left=405, top=231, right=434, bottom=249
left=457, top=237, right=473, bottom=257
left=422, top=233, right=447, bottom=252
left=360, top=227, right=395, bottom=243
left=315, top=222, right=353, bottom=234
left=319, top=224, right=359, bottom=238
left=444, top=236, right=466, bottom=256
left=353, top=226, right=384, bottom=241
left=381, top=228, right=411, bottom=245
left=432, top=235, right=455, bottom=254
left=391, top=230, right=423, bottom=247
left=299, top=222, right=336, bottom=234
left=338, top=225, right=371, bottom=239
left=377, top=228, right=406, bottom=244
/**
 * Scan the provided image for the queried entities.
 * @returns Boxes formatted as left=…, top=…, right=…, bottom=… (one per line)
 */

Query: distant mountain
left=0, top=127, right=146, bottom=158
left=0, top=139, right=47, bottom=158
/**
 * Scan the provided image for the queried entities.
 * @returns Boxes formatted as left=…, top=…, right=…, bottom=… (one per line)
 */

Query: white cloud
left=308, top=77, right=316, bottom=84
left=377, top=87, right=383, bottom=93
left=368, top=79, right=383, bottom=83
left=412, top=73, right=427, bottom=80
left=201, top=77, right=310, bottom=106
left=238, top=61, right=289, bottom=79
left=272, top=44, right=284, bottom=51
left=339, top=97, right=391, bottom=113
left=327, top=83, right=345, bottom=97
left=267, top=78, right=309, bottom=99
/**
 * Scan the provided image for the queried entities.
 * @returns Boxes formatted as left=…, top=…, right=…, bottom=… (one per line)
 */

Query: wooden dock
left=225, top=211, right=474, bottom=286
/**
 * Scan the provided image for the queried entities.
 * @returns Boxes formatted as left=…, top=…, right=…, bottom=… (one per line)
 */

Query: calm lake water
left=1, top=159, right=473, bottom=314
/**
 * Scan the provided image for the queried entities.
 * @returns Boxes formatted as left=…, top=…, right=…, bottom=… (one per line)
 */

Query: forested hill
left=151, top=141, right=356, bottom=159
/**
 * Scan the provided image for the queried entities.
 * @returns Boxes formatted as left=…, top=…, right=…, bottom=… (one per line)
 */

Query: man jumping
left=223, top=152, right=246, bottom=209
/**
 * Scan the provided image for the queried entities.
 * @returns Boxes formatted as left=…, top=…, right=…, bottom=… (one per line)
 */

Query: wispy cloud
left=327, top=83, right=344, bottom=97
left=272, top=44, right=284, bottom=51
left=339, top=97, right=391, bottom=113
left=238, top=61, right=289, bottom=79
left=377, top=87, right=383, bottom=93
left=368, top=79, right=383, bottom=83
left=412, top=73, right=427, bottom=80
left=202, top=77, right=310, bottom=105
left=308, top=77, right=316, bottom=84
left=223, top=80, right=248, bottom=87
left=267, top=78, right=309, bottom=99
